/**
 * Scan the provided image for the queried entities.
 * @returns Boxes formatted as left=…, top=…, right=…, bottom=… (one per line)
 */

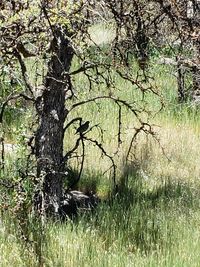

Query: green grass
left=1, top=26, right=200, bottom=266
left=1, top=179, right=200, bottom=266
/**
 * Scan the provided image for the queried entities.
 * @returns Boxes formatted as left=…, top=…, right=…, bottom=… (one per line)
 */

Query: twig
left=117, top=103, right=122, bottom=147
left=70, top=95, right=141, bottom=120
left=13, top=49, right=34, bottom=95
left=83, top=136, right=116, bottom=187
left=67, top=138, right=85, bottom=190
left=63, top=117, right=82, bottom=132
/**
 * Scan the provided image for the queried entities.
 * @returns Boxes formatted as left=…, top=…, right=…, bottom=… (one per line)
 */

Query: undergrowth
left=1, top=36, right=200, bottom=266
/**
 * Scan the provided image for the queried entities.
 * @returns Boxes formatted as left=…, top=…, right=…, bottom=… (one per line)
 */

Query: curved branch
left=83, top=136, right=116, bottom=187
left=69, top=95, right=141, bottom=120
left=63, top=117, right=82, bottom=132
left=13, top=49, right=34, bottom=94
left=62, top=136, right=82, bottom=164
left=67, top=138, right=85, bottom=190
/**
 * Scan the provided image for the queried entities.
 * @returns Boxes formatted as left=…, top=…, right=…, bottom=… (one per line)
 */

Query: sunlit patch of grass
left=88, top=22, right=115, bottom=46
left=64, top=62, right=200, bottom=191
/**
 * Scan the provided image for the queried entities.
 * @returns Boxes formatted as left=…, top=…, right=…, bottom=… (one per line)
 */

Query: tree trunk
left=191, top=3, right=200, bottom=102
left=34, top=25, right=74, bottom=216
left=177, top=60, right=186, bottom=102
left=192, top=64, right=200, bottom=101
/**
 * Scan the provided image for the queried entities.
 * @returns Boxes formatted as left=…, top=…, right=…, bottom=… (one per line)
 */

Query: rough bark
left=177, top=60, right=186, bottom=102
left=191, top=63, right=200, bottom=101
left=191, top=1, right=200, bottom=101
left=34, top=25, right=74, bottom=216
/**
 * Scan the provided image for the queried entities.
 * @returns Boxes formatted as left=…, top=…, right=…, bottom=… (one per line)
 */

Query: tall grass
left=1, top=27, right=200, bottom=266
left=1, top=178, right=200, bottom=266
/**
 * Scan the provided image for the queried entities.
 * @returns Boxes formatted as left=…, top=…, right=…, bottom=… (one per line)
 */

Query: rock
left=2, top=143, right=18, bottom=155
left=192, top=95, right=200, bottom=107
left=158, top=57, right=178, bottom=66
left=59, top=190, right=100, bottom=219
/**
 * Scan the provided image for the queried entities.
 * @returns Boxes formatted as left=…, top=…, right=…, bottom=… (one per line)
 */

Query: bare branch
left=70, top=95, right=141, bottom=120
left=62, top=137, right=82, bottom=164
left=63, top=117, right=82, bottom=132
left=67, top=138, right=85, bottom=191
left=117, top=103, right=122, bottom=147
left=83, top=136, right=117, bottom=187
left=69, top=62, right=99, bottom=76
left=13, top=49, right=34, bottom=94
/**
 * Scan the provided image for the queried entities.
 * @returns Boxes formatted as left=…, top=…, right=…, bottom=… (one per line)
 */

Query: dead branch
left=83, top=136, right=117, bottom=187
left=67, top=138, right=85, bottom=191
left=13, top=49, right=34, bottom=95
left=64, top=117, right=82, bottom=132
left=62, top=136, right=82, bottom=163
left=69, top=62, right=99, bottom=76
left=117, top=102, right=122, bottom=147
left=70, top=95, right=141, bottom=120
left=126, top=122, right=156, bottom=162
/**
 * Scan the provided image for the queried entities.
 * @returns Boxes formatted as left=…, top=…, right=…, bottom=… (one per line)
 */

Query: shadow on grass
left=110, top=161, right=199, bottom=210
left=65, top=167, right=103, bottom=194
left=2, top=161, right=200, bottom=256
left=76, top=162, right=200, bottom=253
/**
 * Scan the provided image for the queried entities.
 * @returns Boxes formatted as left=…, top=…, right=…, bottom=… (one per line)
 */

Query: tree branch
left=62, top=136, right=82, bottom=164
left=67, top=138, right=85, bottom=191
left=83, top=136, right=117, bottom=187
left=70, top=95, right=141, bottom=120
left=13, top=49, right=34, bottom=95
left=63, top=117, right=82, bottom=132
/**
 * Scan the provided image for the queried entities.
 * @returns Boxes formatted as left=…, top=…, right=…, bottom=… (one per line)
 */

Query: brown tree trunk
left=34, top=26, right=74, bottom=216
left=192, top=64, right=200, bottom=100
left=191, top=2, right=200, bottom=101
left=177, top=60, right=186, bottom=102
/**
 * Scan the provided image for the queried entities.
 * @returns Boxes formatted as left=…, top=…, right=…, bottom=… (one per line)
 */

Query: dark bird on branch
left=76, top=121, right=90, bottom=135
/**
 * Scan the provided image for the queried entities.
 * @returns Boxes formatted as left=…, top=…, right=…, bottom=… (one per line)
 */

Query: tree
left=0, top=0, right=177, bottom=218
left=153, top=0, right=200, bottom=102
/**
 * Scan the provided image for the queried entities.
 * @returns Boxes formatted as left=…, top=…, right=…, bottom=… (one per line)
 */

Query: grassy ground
left=1, top=26, right=200, bottom=266
left=1, top=64, right=200, bottom=266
